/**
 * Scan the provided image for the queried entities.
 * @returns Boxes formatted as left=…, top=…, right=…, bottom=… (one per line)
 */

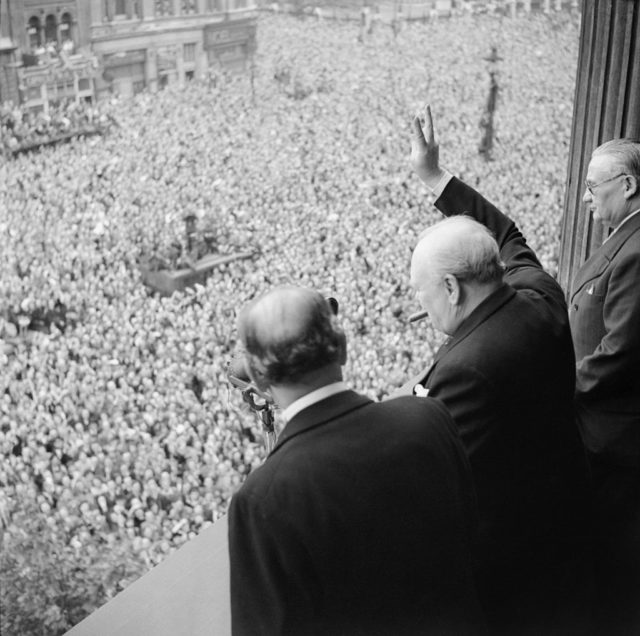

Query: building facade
left=89, top=0, right=257, bottom=99
left=0, top=0, right=257, bottom=109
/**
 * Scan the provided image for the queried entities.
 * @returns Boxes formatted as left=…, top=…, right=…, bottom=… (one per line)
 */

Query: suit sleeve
left=434, top=176, right=566, bottom=306
left=576, top=251, right=640, bottom=400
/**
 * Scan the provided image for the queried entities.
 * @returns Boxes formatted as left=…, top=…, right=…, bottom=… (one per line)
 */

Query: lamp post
left=478, top=45, right=502, bottom=160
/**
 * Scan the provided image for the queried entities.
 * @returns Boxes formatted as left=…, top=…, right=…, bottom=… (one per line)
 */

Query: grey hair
left=593, top=138, right=640, bottom=178
left=416, top=216, right=505, bottom=284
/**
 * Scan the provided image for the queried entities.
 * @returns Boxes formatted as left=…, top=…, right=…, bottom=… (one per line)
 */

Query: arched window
left=28, top=16, right=42, bottom=49
left=44, top=14, right=58, bottom=44
left=60, top=13, right=73, bottom=43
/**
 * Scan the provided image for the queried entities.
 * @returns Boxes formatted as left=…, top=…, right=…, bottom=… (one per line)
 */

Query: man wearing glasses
left=571, top=139, right=640, bottom=634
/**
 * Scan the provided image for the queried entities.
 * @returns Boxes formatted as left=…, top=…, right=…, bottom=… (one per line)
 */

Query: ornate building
left=89, top=0, right=257, bottom=98
left=0, top=0, right=257, bottom=109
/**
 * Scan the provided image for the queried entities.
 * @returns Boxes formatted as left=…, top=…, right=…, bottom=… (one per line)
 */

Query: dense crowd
left=0, top=99, right=111, bottom=156
left=0, top=9, right=580, bottom=614
left=0, top=99, right=113, bottom=157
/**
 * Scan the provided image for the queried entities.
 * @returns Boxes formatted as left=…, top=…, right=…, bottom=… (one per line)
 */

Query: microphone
left=226, top=355, right=274, bottom=404
left=226, top=353, right=276, bottom=448
left=226, top=355, right=252, bottom=390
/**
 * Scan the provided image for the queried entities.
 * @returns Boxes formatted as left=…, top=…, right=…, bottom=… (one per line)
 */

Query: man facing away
left=571, top=138, right=640, bottom=634
left=399, top=106, right=592, bottom=635
left=228, top=286, right=485, bottom=635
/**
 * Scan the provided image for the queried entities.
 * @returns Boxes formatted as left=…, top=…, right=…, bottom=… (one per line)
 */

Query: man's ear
left=623, top=174, right=639, bottom=199
left=443, top=274, right=462, bottom=306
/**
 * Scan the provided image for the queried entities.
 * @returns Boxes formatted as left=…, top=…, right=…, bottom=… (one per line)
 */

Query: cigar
left=408, top=310, right=429, bottom=323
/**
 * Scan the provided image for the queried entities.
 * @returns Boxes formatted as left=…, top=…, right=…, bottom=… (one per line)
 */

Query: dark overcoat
left=228, top=390, right=485, bottom=636
left=403, top=177, right=592, bottom=634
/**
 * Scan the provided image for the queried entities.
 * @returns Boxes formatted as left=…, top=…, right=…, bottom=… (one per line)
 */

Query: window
left=28, top=16, right=42, bottom=50
left=115, top=0, right=127, bottom=15
left=207, top=0, right=223, bottom=11
left=183, top=43, right=196, bottom=63
left=60, top=13, right=73, bottom=43
left=44, top=14, right=57, bottom=44
left=26, top=85, right=42, bottom=101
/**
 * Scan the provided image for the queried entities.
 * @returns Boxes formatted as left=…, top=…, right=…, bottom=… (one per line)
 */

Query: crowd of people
left=0, top=99, right=113, bottom=157
left=0, top=9, right=580, bottom=619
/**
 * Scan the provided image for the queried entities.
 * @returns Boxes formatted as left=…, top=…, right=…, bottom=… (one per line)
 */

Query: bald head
left=238, top=286, right=346, bottom=387
left=411, top=216, right=504, bottom=287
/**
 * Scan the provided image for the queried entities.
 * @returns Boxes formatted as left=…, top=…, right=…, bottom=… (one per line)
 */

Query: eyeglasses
left=584, top=173, right=627, bottom=195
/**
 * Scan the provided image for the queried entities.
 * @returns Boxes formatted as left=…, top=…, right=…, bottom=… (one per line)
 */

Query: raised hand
left=410, top=104, right=444, bottom=188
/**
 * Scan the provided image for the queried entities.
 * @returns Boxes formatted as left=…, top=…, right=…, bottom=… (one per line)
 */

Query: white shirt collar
left=282, top=381, right=349, bottom=423
left=607, top=207, right=640, bottom=241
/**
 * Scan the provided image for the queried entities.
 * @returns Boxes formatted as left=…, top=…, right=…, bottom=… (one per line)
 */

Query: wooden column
left=558, top=0, right=640, bottom=294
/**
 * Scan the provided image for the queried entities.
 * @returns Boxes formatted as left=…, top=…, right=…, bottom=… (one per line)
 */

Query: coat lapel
left=413, top=284, right=516, bottom=389
left=433, top=283, right=515, bottom=363
left=270, top=391, right=371, bottom=456
left=571, top=212, right=640, bottom=299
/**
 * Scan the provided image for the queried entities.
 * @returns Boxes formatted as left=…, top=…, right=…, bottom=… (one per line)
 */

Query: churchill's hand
left=411, top=104, right=446, bottom=189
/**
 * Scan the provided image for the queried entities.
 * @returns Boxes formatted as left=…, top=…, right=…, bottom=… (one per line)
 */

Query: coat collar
left=270, top=390, right=372, bottom=456
left=395, top=285, right=516, bottom=394
left=410, top=284, right=515, bottom=389
left=432, top=283, right=516, bottom=366
left=571, top=212, right=640, bottom=298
